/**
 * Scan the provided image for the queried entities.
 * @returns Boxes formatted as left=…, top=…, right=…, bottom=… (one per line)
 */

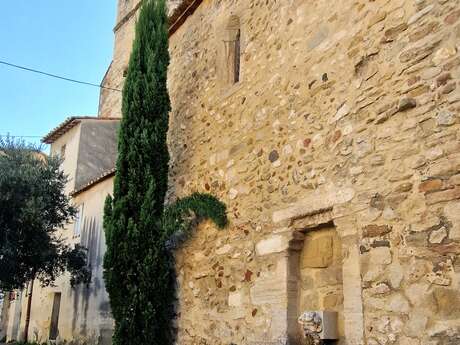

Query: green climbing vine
left=102, top=1, right=227, bottom=345
left=162, top=193, right=227, bottom=248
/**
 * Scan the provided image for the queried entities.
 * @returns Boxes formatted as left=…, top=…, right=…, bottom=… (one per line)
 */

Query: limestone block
left=426, top=187, right=460, bottom=205
left=363, top=266, right=385, bottom=283
left=307, top=26, right=329, bottom=50
left=408, top=260, right=428, bottom=283
left=216, top=244, right=232, bottom=255
left=314, top=266, right=343, bottom=288
left=405, top=311, right=428, bottom=337
left=255, top=235, right=289, bottom=256
left=428, top=227, right=448, bottom=244
left=428, top=320, right=460, bottom=339
left=363, top=224, right=392, bottom=238
left=368, top=282, right=390, bottom=295
left=228, top=308, right=245, bottom=320
left=433, top=288, right=460, bottom=319
left=228, top=291, right=243, bottom=307
left=421, top=67, right=441, bottom=80
left=369, top=247, right=392, bottom=265
left=399, top=336, right=421, bottom=345
left=436, top=110, right=456, bottom=126
left=408, top=5, right=434, bottom=25
left=269, top=308, right=289, bottom=341
left=323, top=294, right=341, bottom=309
left=228, top=188, right=238, bottom=200
left=365, top=296, right=385, bottom=310
left=342, top=236, right=365, bottom=345
left=405, top=282, right=434, bottom=308
left=301, top=235, right=333, bottom=268
left=389, top=261, right=403, bottom=288
left=386, top=294, right=410, bottom=314
left=433, top=46, right=457, bottom=66
left=330, top=103, right=350, bottom=123
left=444, top=201, right=460, bottom=240
left=250, top=278, right=286, bottom=305
left=272, top=184, right=355, bottom=223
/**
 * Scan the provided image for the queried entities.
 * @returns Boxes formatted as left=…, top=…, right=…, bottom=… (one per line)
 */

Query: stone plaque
left=301, top=236, right=333, bottom=268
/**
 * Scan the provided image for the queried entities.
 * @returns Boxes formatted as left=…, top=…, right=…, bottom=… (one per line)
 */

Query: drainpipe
left=23, top=274, right=35, bottom=342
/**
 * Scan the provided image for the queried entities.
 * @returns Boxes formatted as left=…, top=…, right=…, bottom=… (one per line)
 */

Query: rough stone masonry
left=99, top=0, right=460, bottom=344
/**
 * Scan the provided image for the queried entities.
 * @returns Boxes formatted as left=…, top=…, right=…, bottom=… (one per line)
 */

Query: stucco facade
left=18, top=176, right=115, bottom=345
left=1, top=119, right=118, bottom=344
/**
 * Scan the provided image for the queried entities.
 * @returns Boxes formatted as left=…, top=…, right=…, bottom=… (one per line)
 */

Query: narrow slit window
left=60, top=144, right=66, bottom=161
left=234, top=29, right=241, bottom=83
left=224, top=15, right=241, bottom=86
left=74, top=204, right=84, bottom=237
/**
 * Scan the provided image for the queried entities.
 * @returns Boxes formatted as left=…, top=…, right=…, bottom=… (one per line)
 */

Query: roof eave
left=70, top=168, right=116, bottom=197
left=42, top=117, right=120, bottom=145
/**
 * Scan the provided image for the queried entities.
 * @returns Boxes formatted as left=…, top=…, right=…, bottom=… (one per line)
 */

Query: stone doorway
left=297, top=224, right=344, bottom=344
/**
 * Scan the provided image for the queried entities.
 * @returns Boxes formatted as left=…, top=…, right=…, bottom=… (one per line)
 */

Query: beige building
left=3, top=0, right=460, bottom=344
left=1, top=118, right=119, bottom=344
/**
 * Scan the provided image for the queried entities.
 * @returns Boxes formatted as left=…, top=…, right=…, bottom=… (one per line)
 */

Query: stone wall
left=103, top=0, right=460, bottom=344
left=99, top=0, right=183, bottom=118
left=99, top=0, right=141, bottom=118
left=167, top=0, right=460, bottom=344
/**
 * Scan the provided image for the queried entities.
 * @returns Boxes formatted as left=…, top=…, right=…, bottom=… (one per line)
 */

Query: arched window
left=224, top=15, right=241, bottom=85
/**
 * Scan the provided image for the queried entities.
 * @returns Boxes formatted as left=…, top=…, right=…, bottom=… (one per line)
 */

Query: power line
left=0, top=59, right=122, bottom=92
left=1, top=135, right=42, bottom=138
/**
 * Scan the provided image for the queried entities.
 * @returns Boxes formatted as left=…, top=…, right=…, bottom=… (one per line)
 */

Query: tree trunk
left=23, top=277, right=34, bottom=342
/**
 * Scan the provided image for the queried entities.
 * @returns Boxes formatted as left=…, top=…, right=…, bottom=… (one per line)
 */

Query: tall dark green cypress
left=103, top=1, right=227, bottom=345
left=103, top=1, right=173, bottom=344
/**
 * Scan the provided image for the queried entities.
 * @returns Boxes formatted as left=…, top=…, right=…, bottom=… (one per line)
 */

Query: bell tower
left=98, top=0, right=142, bottom=118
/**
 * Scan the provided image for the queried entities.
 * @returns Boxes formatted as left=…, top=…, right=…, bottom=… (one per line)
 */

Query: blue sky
left=0, top=1, right=117, bottom=147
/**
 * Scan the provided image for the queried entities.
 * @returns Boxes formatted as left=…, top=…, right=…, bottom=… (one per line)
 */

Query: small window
left=60, top=144, right=66, bottom=160
left=234, top=29, right=241, bottom=83
left=224, top=15, right=241, bottom=85
left=74, top=204, right=84, bottom=237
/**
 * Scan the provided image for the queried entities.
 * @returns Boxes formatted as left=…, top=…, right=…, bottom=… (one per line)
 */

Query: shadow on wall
left=70, top=216, right=112, bottom=345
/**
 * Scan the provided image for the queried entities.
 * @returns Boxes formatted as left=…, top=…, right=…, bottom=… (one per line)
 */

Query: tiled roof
left=70, top=168, right=116, bottom=197
left=169, top=0, right=203, bottom=36
left=42, top=116, right=120, bottom=144
left=113, top=0, right=203, bottom=37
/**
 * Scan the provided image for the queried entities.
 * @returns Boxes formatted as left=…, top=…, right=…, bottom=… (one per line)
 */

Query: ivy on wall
left=102, top=1, right=227, bottom=345
left=163, top=193, right=227, bottom=249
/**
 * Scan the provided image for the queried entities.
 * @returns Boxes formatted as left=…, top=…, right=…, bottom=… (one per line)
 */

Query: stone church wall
left=103, top=0, right=460, bottom=344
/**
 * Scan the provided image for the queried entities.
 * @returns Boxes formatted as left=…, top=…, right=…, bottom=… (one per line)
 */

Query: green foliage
left=102, top=1, right=227, bottom=345
left=103, top=0, right=174, bottom=344
left=0, top=137, right=90, bottom=291
left=163, top=193, right=228, bottom=248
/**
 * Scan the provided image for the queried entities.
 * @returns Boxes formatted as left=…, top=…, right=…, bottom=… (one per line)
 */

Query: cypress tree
left=103, top=1, right=227, bottom=345
left=103, top=1, right=172, bottom=344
